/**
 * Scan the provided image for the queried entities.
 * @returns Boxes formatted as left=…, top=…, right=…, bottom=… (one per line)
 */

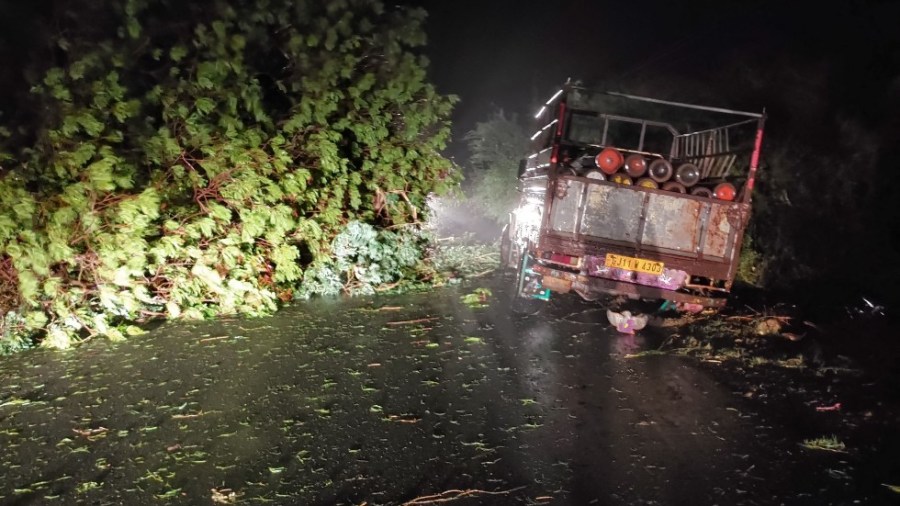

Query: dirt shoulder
left=637, top=304, right=900, bottom=502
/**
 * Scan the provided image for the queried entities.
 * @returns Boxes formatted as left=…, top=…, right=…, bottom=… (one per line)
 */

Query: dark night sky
left=404, top=0, right=900, bottom=158
left=2, top=0, right=899, bottom=158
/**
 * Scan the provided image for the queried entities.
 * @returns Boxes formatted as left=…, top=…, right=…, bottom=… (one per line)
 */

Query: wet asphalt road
left=0, top=274, right=894, bottom=505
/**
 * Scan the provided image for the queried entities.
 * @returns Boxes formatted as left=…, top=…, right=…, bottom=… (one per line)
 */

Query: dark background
left=402, top=0, right=900, bottom=306
left=2, top=0, right=899, bottom=304
left=3, top=0, right=899, bottom=153
left=402, top=0, right=900, bottom=159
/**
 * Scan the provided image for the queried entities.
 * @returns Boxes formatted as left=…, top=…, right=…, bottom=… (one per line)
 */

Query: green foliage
left=429, top=242, right=500, bottom=279
left=297, top=221, right=425, bottom=298
left=719, top=58, right=900, bottom=299
left=749, top=118, right=892, bottom=292
left=460, top=287, right=492, bottom=308
left=800, top=435, right=846, bottom=453
left=736, top=235, right=765, bottom=286
left=0, top=312, right=34, bottom=355
left=464, top=111, right=527, bottom=223
left=0, top=0, right=458, bottom=349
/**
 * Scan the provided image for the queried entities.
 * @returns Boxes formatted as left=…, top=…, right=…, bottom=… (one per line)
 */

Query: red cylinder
left=662, top=181, right=687, bottom=193
left=690, top=187, right=714, bottom=198
left=713, top=182, right=736, bottom=201
left=648, top=158, right=673, bottom=182
left=595, top=148, right=624, bottom=175
left=636, top=177, right=658, bottom=189
left=675, top=163, right=701, bottom=187
left=624, top=154, right=647, bottom=178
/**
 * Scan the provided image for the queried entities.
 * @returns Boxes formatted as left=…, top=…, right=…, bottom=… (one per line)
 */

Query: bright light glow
left=530, top=130, right=542, bottom=141
left=546, top=89, right=563, bottom=105
left=534, top=106, right=546, bottom=119
left=527, top=153, right=538, bottom=159
left=513, top=204, right=543, bottom=230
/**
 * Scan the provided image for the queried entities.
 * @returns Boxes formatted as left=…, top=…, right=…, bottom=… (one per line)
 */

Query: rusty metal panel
left=548, top=179, right=584, bottom=233
left=641, top=193, right=703, bottom=253
left=702, top=203, right=735, bottom=259
left=579, top=184, right=643, bottom=242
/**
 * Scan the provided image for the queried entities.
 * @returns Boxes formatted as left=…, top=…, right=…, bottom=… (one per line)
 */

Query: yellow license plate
left=605, top=253, right=664, bottom=275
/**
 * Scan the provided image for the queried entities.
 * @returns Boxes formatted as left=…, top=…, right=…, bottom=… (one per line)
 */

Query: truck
left=500, top=83, right=766, bottom=310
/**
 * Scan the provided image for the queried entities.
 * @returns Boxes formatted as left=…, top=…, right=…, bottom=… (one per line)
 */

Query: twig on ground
left=199, top=335, right=229, bottom=343
left=73, top=427, right=108, bottom=438
left=387, top=414, right=421, bottom=424
left=402, top=486, right=526, bottom=505
left=467, top=269, right=494, bottom=279
left=386, top=317, right=439, bottom=326
left=375, top=281, right=401, bottom=292
left=172, top=411, right=207, bottom=419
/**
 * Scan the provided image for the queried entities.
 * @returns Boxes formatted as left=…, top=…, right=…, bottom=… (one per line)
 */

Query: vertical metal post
left=540, top=86, right=571, bottom=251
left=638, top=120, right=647, bottom=151
left=743, top=113, right=767, bottom=203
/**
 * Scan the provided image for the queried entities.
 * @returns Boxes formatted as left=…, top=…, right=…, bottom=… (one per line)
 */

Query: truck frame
left=501, top=83, right=766, bottom=309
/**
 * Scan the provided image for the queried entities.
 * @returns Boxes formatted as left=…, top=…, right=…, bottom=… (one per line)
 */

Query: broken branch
left=402, top=486, right=526, bottom=505
left=386, top=317, right=439, bottom=326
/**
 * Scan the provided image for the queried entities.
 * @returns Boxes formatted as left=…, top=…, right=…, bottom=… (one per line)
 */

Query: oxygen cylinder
left=690, top=186, right=714, bottom=198
left=583, top=169, right=606, bottom=180
left=595, top=148, right=624, bottom=175
left=610, top=173, right=633, bottom=185
left=674, top=163, right=701, bottom=187
left=713, top=182, right=736, bottom=201
left=624, top=154, right=647, bottom=178
left=661, top=181, right=687, bottom=193
left=648, top=159, right=673, bottom=182
left=636, top=178, right=658, bottom=189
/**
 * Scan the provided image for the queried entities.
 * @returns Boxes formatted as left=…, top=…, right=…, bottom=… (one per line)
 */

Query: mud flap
left=516, top=247, right=550, bottom=301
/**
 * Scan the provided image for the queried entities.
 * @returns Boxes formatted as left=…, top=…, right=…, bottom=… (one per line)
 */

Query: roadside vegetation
left=0, top=0, right=460, bottom=351
left=462, top=111, right=528, bottom=225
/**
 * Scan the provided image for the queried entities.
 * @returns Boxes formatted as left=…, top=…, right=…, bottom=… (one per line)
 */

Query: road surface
left=0, top=274, right=895, bottom=505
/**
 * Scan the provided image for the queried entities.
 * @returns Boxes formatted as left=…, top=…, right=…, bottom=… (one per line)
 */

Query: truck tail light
left=546, top=252, right=581, bottom=267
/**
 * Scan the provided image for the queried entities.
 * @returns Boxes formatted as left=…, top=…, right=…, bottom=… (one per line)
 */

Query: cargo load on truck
left=501, top=83, right=766, bottom=309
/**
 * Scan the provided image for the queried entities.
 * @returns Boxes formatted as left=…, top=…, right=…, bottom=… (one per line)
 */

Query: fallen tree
left=0, top=0, right=458, bottom=351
